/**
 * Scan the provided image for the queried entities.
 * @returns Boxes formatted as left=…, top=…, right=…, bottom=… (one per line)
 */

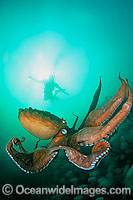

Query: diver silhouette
left=29, top=75, right=68, bottom=101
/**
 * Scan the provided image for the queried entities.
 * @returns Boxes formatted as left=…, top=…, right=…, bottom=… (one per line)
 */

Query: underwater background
left=0, top=0, right=133, bottom=199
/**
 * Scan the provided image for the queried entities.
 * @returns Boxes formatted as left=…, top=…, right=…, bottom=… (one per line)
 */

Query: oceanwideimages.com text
left=2, top=184, right=131, bottom=197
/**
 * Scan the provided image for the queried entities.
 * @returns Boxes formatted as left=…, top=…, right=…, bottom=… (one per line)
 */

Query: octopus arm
left=73, top=126, right=104, bottom=146
left=65, top=140, right=110, bottom=170
left=85, top=73, right=126, bottom=127
left=6, top=138, right=58, bottom=173
left=101, top=79, right=132, bottom=138
left=74, top=80, right=132, bottom=146
left=79, top=76, right=101, bottom=130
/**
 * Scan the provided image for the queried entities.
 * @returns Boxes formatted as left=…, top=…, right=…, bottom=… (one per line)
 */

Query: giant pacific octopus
left=6, top=74, right=132, bottom=173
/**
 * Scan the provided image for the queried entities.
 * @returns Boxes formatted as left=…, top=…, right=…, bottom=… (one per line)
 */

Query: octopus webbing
left=6, top=74, right=132, bottom=173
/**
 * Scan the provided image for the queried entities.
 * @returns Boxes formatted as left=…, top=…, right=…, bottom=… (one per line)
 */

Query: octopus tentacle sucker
left=6, top=74, right=132, bottom=173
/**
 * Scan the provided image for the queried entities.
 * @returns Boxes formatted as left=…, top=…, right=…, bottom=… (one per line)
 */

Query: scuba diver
left=29, top=75, right=68, bottom=101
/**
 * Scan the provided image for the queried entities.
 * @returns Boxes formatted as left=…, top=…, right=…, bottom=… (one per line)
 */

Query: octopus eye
left=61, top=129, right=67, bottom=135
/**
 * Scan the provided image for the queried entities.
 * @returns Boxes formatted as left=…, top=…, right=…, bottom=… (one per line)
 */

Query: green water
left=0, top=0, right=133, bottom=199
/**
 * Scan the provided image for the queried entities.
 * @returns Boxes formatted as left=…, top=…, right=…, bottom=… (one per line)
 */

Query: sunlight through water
left=4, top=31, right=89, bottom=107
